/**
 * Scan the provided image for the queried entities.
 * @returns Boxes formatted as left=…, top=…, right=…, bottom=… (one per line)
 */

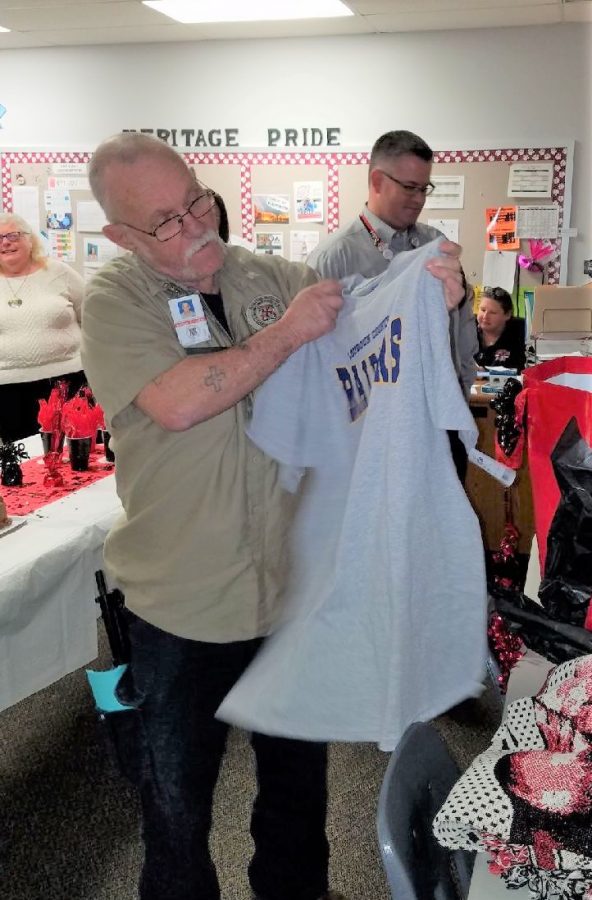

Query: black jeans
left=116, top=612, right=329, bottom=900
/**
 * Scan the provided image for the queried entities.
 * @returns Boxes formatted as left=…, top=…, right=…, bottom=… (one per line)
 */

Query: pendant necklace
left=359, top=214, right=394, bottom=261
left=5, top=270, right=32, bottom=308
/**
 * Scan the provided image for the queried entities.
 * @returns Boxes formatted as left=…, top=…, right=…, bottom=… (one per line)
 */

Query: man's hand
left=278, top=279, right=343, bottom=349
left=425, top=240, right=465, bottom=311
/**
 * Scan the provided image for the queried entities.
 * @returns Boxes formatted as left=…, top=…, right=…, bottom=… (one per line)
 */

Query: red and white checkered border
left=2, top=147, right=567, bottom=283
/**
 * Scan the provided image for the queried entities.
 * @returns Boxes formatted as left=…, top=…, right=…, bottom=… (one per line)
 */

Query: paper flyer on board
left=294, top=181, right=324, bottom=223
left=485, top=206, right=519, bottom=250
left=255, top=232, right=284, bottom=256
left=253, top=195, right=290, bottom=225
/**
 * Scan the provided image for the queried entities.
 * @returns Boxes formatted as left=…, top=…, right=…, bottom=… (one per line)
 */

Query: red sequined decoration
left=488, top=612, right=524, bottom=693
left=491, top=520, right=521, bottom=591
left=38, top=381, right=68, bottom=487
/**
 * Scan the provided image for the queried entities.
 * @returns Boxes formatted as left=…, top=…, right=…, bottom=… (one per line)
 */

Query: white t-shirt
left=218, top=239, right=487, bottom=751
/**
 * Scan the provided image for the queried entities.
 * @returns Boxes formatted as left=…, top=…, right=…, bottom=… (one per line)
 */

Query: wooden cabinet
left=466, top=390, right=535, bottom=555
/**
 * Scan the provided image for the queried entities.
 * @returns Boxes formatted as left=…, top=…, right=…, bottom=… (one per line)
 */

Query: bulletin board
left=1, top=144, right=572, bottom=285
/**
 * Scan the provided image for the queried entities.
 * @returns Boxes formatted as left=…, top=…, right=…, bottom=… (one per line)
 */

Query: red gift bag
left=520, top=357, right=592, bottom=575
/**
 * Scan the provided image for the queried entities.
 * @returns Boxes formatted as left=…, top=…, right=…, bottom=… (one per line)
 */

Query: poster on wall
left=253, top=194, right=290, bottom=225
left=48, top=229, right=75, bottom=262
left=77, top=200, right=108, bottom=233
left=48, top=176, right=90, bottom=191
left=516, top=204, right=559, bottom=239
left=44, top=190, right=73, bottom=231
left=83, top=235, right=119, bottom=264
left=51, top=162, right=88, bottom=177
left=12, top=186, right=41, bottom=234
left=507, top=162, right=553, bottom=198
left=424, top=175, right=464, bottom=210
left=255, top=232, right=284, bottom=256
left=485, top=205, right=519, bottom=250
left=290, top=230, right=320, bottom=263
left=294, top=181, right=324, bottom=223
left=83, top=235, right=119, bottom=280
left=482, top=250, right=517, bottom=293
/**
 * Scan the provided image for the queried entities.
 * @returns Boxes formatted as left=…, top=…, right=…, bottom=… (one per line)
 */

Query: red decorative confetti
left=3, top=450, right=114, bottom=516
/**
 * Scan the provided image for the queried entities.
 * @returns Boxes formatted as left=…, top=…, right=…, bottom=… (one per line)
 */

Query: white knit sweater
left=0, top=258, right=84, bottom=384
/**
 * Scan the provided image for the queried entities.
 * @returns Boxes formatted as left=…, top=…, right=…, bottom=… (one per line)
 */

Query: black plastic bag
left=538, top=417, right=592, bottom=627
left=492, top=585, right=592, bottom=665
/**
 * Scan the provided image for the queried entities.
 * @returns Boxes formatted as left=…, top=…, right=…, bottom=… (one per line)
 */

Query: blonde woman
left=0, top=213, right=86, bottom=441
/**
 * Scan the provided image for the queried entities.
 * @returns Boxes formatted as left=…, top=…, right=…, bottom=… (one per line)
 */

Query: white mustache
left=184, top=230, right=224, bottom=262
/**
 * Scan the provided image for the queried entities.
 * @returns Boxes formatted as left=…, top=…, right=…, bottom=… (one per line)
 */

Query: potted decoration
left=38, top=383, right=67, bottom=456
left=62, top=393, right=97, bottom=471
left=0, top=441, right=29, bottom=487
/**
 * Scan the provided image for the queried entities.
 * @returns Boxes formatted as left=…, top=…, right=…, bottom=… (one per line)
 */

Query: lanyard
left=359, top=214, right=394, bottom=261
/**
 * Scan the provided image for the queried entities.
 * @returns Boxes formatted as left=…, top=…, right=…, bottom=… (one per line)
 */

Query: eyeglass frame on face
left=0, top=231, right=30, bottom=243
left=377, top=170, right=435, bottom=197
left=119, top=188, right=217, bottom=243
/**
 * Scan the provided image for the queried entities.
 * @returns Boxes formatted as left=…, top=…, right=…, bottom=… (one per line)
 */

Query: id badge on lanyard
left=168, top=294, right=211, bottom=348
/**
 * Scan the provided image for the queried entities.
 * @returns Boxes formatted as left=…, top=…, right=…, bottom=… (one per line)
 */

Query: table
left=467, top=386, right=535, bottom=554
left=0, top=436, right=122, bottom=712
left=467, top=650, right=554, bottom=899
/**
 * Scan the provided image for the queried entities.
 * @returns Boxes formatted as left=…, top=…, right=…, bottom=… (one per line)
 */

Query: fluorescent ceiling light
left=142, top=0, right=354, bottom=24
left=0, top=26, right=10, bottom=32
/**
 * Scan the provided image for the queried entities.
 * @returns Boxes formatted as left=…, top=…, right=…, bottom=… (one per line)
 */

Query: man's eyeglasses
left=378, top=170, right=435, bottom=196
left=0, top=231, right=29, bottom=243
left=120, top=190, right=217, bottom=243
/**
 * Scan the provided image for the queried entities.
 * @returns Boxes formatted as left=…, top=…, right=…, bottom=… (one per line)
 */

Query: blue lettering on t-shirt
left=336, top=317, right=402, bottom=422
left=390, top=317, right=402, bottom=383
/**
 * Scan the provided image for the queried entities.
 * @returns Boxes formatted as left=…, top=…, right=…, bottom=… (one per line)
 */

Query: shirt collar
left=362, top=205, right=419, bottom=247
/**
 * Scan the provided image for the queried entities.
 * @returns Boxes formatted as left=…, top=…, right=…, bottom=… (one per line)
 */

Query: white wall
left=1, top=23, right=590, bottom=282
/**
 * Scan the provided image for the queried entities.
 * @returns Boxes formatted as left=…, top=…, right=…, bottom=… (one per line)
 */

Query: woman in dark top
left=475, top=286, right=526, bottom=372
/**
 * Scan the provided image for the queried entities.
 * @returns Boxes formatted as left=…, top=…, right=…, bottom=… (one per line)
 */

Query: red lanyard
left=359, top=214, right=394, bottom=261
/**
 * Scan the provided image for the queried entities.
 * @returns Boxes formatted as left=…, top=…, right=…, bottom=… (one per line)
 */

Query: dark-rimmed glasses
left=378, top=170, right=435, bottom=196
left=0, top=231, right=30, bottom=243
left=120, top=190, right=217, bottom=243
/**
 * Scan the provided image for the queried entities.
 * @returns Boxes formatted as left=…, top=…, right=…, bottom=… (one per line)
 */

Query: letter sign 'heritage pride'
left=123, top=127, right=341, bottom=148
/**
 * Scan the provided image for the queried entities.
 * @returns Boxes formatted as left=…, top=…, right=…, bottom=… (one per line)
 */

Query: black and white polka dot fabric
left=433, top=655, right=592, bottom=898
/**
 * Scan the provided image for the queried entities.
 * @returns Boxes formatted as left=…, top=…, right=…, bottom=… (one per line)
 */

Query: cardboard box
left=532, top=283, right=592, bottom=335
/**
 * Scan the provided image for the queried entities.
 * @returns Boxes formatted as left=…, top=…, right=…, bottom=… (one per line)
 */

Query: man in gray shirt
left=307, top=129, right=478, bottom=478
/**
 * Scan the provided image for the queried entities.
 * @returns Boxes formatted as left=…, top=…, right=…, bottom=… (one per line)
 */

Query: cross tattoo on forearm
left=204, top=366, right=226, bottom=392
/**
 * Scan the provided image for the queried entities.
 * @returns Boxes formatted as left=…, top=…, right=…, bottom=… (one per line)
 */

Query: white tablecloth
left=0, top=437, right=122, bottom=712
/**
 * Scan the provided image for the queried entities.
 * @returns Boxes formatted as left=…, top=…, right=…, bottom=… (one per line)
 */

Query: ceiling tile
left=0, top=1, right=163, bottom=30
left=366, top=4, right=561, bottom=31
left=346, top=0, right=559, bottom=10
left=0, top=0, right=578, bottom=49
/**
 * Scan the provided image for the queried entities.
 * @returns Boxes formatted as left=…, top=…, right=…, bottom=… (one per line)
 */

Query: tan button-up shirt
left=81, top=246, right=318, bottom=641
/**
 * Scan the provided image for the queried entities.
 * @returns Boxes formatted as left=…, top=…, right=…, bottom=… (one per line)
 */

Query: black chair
left=376, top=722, right=475, bottom=900
left=486, top=651, right=504, bottom=717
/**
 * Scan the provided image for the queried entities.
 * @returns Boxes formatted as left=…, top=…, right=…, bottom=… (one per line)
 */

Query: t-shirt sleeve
left=81, top=269, right=186, bottom=424
left=247, top=344, right=314, bottom=468
left=419, top=260, right=477, bottom=445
